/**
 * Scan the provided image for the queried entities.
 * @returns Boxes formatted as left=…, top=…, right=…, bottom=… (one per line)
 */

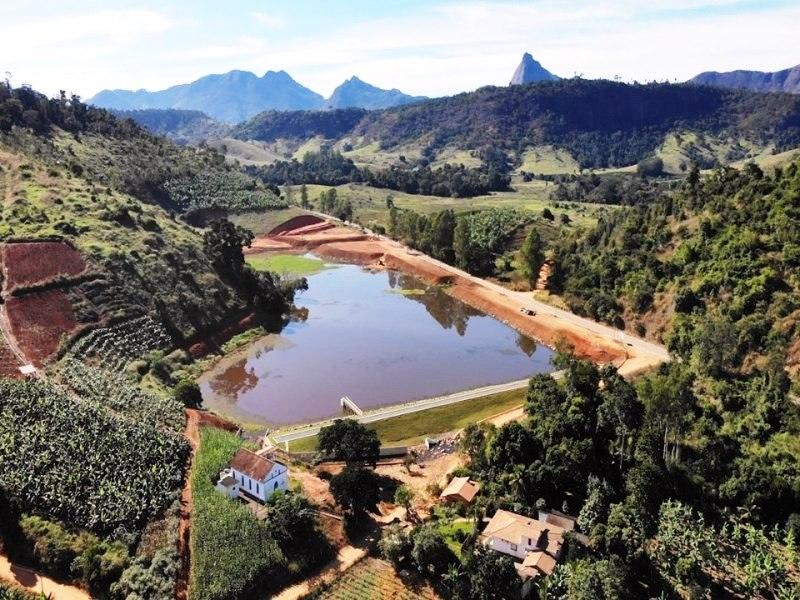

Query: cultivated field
left=1, top=241, right=86, bottom=290
left=317, top=557, right=440, bottom=600
left=6, top=290, right=77, bottom=366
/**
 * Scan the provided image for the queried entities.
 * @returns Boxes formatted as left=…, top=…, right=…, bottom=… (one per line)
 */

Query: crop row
left=57, top=358, right=185, bottom=432
left=0, top=378, right=188, bottom=537
left=68, top=316, right=172, bottom=370
left=165, top=171, right=288, bottom=212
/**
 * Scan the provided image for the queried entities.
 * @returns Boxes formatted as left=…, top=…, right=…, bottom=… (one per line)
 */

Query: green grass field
left=437, top=519, right=474, bottom=558
left=246, top=253, right=326, bottom=276
left=286, top=386, right=527, bottom=452
left=297, top=182, right=614, bottom=231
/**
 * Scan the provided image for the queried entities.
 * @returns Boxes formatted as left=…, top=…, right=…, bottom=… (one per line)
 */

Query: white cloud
left=252, top=11, right=285, bottom=30
left=3, top=1, right=798, bottom=99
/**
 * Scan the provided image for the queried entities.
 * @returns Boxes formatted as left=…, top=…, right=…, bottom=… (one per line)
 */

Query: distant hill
left=89, top=71, right=425, bottom=124
left=510, top=53, right=559, bottom=85
left=233, top=79, right=800, bottom=170
left=88, top=70, right=326, bottom=123
left=690, top=64, right=800, bottom=94
left=327, top=76, right=426, bottom=109
left=113, top=108, right=230, bottom=144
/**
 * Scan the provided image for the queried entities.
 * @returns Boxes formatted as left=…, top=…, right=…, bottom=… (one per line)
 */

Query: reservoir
left=198, top=261, right=554, bottom=426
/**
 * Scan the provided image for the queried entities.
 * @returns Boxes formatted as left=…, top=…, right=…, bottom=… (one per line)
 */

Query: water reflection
left=199, top=262, right=552, bottom=426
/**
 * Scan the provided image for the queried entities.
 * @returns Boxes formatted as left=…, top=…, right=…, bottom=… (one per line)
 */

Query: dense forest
left=364, top=161, right=800, bottom=599
left=232, top=79, right=800, bottom=170
left=246, top=147, right=511, bottom=198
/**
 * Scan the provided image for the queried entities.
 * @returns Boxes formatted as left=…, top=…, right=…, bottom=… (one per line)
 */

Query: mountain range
left=88, top=70, right=425, bottom=123
left=690, top=64, right=800, bottom=94
left=509, top=52, right=560, bottom=85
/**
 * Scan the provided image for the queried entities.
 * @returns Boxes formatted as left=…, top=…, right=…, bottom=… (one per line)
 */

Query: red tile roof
left=230, top=449, right=276, bottom=481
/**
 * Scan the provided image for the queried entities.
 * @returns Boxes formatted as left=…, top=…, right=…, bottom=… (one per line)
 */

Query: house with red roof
left=215, top=448, right=289, bottom=504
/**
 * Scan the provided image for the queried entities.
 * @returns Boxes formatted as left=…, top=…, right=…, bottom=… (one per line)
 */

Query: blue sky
left=2, top=0, right=798, bottom=99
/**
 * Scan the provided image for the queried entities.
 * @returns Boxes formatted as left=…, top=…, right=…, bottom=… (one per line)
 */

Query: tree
left=329, top=465, right=379, bottom=517
left=394, top=485, right=413, bottom=510
left=464, top=544, right=519, bottom=599
left=578, top=475, right=613, bottom=533
left=567, top=557, right=628, bottom=600
left=317, top=419, right=379, bottom=465
left=203, top=219, right=253, bottom=277
left=410, top=525, right=454, bottom=576
left=173, top=379, right=203, bottom=408
left=520, top=227, right=545, bottom=284
left=453, top=217, right=473, bottom=271
left=379, top=523, right=411, bottom=567
left=300, top=184, right=310, bottom=208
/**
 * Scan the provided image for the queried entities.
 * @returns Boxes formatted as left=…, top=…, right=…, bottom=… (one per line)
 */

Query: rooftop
left=230, top=448, right=282, bottom=482
left=481, top=509, right=566, bottom=556
left=440, top=476, right=481, bottom=504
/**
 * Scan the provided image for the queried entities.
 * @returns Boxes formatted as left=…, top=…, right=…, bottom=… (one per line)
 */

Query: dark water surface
left=199, top=263, right=554, bottom=425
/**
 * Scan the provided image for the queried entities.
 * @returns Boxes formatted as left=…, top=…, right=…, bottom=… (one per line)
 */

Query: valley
left=2, top=33, right=800, bottom=600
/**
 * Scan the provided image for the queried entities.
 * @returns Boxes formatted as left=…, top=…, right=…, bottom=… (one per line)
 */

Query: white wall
left=231, top=463, right=289, bottom=503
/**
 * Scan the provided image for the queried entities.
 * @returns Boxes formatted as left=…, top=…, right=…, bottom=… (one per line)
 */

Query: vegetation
left=287, top=386, right=527, bottom=452
left=246, top=253, right=326, bottom=276
left=317, top=419, right=380, bottom=464
left=232, top=79, right=800, bottom=170
left=190, top=427, right=284, bottom=600
left=56, top=358, right=185, bottom=431
left=16, top=515, right=129, bottom=597
left=246, top=147, right=510, bottom=198
left=0, top=378, right=187, bottom=537
left=112, top=108, right=230, bottom=145
left=312, top=556, right=440, bottom=600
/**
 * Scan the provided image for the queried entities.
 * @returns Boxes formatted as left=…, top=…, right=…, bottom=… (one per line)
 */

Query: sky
left=1, top=0, right=798, bottom=100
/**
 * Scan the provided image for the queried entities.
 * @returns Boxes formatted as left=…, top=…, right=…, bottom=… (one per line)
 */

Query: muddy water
left=199, top=263, right=554, bottom=426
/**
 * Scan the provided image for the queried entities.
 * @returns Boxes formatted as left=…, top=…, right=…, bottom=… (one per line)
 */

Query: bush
left=173, top=379, right=203, bottom=409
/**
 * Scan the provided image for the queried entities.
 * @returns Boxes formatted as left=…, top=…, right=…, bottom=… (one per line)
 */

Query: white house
left=216, top=448, right=289, bottom=504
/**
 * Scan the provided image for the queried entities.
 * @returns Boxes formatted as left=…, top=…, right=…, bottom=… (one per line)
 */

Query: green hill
left=233, top=79, right=800, bottom=172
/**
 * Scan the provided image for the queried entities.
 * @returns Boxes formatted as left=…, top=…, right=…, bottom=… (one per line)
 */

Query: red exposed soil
left=1, top=241, right=86, bottom=291
left=269, top=214, right=328, bottom=235
left=5, top=290, right=78, bottom=366
left=185, top=312, right=259, bottom=358
left=0, top=337, right=22, bottom=378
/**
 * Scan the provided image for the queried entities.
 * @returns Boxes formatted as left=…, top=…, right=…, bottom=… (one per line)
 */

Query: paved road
left=272, top=371, right=565, bottom=445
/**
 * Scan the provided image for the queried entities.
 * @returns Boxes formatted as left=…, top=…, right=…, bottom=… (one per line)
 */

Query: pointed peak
left=510, top=52, right=559, bottom=85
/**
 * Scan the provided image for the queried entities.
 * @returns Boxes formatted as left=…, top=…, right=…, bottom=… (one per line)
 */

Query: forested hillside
left=112, top=108, right=231, bottom=145
left=233, top=79, right=800, bottom=170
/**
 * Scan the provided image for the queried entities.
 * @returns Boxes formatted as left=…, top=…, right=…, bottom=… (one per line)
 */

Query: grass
left=230, top=206, right=307, bottom=237
left=300, top=182, right=614, bottom=231
left=437, top=519, right=474, bottom=558
left=246, top=253, right=326, bottom=276
left=286, top=386, right=527, bottom=452
left=516, top=145, right=580, bottom=175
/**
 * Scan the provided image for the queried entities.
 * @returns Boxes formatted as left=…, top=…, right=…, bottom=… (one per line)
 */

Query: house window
left=274, top=481, right=279, bottom=490
left=256, top=484, right=260, bottom=495
left=511, top=544, right=518, bottom=551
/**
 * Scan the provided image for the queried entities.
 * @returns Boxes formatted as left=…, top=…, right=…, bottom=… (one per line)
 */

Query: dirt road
left=0, top=554, right=90, bottom=600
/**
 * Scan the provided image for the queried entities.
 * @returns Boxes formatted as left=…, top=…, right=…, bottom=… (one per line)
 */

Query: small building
left=439, top=476, right=481, bottom=506
left=216, top=448, right=289, bottom=504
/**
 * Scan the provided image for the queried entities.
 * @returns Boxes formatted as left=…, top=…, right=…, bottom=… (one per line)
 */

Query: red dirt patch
left=1, top=242, right=86, bottom=292
left=0, top=337, right=22, bottom=378
left=5, top=290, right=78, bottom=366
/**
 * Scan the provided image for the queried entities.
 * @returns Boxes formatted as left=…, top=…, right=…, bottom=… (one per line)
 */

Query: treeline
left=246, top=148, right=510, bottom=198
left=388, top=207, right=529, bottom=275
left=549, top=171, right=675, bottom=205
